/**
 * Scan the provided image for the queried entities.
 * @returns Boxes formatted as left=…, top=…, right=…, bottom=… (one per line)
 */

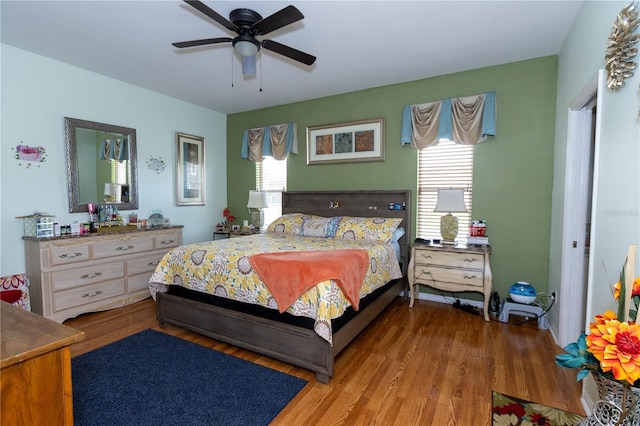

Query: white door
left=557, top=77, right=597, bottom=347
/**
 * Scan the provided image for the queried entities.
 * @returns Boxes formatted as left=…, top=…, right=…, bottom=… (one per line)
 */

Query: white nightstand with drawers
left=408, top=243, right=492, bottom=321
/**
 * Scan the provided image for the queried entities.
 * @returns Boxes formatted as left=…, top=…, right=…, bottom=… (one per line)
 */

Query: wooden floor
left=65, top=296, right=585, bottom=425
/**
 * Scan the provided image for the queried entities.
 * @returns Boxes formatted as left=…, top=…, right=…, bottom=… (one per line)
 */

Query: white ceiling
left=1, top=0, right=583, bottom=114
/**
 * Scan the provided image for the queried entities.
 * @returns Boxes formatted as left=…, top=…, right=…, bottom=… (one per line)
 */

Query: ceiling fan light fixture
left=242, top=55, right=257, bottom=75
left=233, top=37, right=259, bottom=57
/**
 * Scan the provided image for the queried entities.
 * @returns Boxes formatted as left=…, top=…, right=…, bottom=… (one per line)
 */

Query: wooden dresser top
left=1, top=302, right=84, bottom=369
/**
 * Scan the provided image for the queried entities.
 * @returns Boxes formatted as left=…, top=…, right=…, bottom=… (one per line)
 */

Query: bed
left=151, top=190, right=411, bottom=383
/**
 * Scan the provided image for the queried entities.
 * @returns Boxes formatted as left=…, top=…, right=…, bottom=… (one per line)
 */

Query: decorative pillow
left=334, top=216, right=403, bottom=242
left=392, top=227, right=406, bottom=244
left=0, top=289, right=22, bottom=304
left=266, top=213, right=325, bottom=235
left=300, top=216, right=341, bottom=238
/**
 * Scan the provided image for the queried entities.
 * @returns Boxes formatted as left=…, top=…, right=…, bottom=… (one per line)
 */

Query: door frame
left=557, top=72, right=599, bottom=347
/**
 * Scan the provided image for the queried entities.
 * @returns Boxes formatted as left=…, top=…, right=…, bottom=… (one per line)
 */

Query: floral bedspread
left=149, top=232, right=402, bottom=344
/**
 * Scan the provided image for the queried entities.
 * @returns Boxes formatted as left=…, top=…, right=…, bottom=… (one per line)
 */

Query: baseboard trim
left=400, top=290, right=484, bottom=309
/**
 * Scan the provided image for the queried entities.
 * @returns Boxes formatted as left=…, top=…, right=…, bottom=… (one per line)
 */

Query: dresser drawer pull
left=418, top=254, right=433, bottom=259
left=59, top=252, right=84, bottom=259
left=463, top=258, right=480, bottom=263
left=147, top=261, right=160, bottom=267
left=463, top=274, right=478, bottom=280
left=159, top=239, right=175, bottom=245
left=81, top=290, right=103, bottom=298
left=80, top=272, right=103, bottom=280
left=116, top=245, right=135, bottom=251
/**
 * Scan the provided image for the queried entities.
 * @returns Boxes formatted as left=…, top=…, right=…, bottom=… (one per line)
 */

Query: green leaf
left=619, top=275, right=627, bottom=321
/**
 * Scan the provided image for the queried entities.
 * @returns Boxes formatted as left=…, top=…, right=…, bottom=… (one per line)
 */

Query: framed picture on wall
left=176, top=132, right=205, bottom=206
left=306, top=117, right=385, bottom=165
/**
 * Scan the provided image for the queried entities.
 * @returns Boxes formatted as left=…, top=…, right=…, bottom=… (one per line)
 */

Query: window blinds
left=417, top=140, right=473, bottom=241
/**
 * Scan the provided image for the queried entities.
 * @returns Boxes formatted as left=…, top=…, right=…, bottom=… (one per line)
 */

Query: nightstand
left=229, top=230, right=260, bottom=238
left=408, top=243, right=492, bottom=321
left=213, top=231, right=230, bottom=240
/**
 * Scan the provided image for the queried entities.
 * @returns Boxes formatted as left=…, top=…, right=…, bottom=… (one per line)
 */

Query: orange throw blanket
left=249, top=249, right=370, bottom=313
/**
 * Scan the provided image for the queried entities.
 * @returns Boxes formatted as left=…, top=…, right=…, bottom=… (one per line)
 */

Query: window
left=111, top=160, right=128, bottom=186
left=417, top=139, right=473, bottom=242
left=256, top=156, right=287, bottom=227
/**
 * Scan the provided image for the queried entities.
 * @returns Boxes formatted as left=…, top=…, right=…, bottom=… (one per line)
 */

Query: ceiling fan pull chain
left=231, top=49, right=234, bottom=88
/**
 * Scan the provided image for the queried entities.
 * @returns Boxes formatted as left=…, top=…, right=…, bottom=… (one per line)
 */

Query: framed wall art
left=176, top=132, right=205, bottom=206
left=306, top=117, right=385, bottom=165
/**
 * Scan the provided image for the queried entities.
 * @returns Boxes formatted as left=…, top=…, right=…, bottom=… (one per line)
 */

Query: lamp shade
left=104, top=183, right=118, bottom=196
left=234, top=38, right=259, bottom=57
left=247, top=190, right=268, bottom=209
left=433, top=189, right=467, bottom=213
left=242, top=55, right=256, bottom=75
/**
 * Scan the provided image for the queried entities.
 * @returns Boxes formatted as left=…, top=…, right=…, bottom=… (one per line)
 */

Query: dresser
left=1, top=301, right=84, bottom=425
left=408, top=243, right=492, bottom=321
left=24, top=226, right=182, bottom=322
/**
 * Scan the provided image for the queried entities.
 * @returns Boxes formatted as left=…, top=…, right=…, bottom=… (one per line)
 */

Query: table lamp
left=104, top=183, right=121, bottom=203
left=247, top=190, right=268, bottom=230
left=433, top=188, right=467, bottom=244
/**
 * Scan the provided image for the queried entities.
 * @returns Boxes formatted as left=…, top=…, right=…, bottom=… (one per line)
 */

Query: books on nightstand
left=467, top=236, right=490, bottom=245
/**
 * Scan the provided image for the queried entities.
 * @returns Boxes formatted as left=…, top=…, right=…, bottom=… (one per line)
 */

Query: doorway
left=557, top=74, right=598, bottom=347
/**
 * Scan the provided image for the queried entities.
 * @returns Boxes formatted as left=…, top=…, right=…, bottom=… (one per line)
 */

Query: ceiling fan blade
left=253, top=5, right=304, bottom=35
left=172, top=37, right=232, bottom=48
left=261, top=39, right=316, bottom=66
left=183, top=0, right=238, bottom=33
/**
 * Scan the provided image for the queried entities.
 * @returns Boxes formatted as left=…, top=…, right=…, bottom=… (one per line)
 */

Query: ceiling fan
left=172, top=0, right=316, bottom=75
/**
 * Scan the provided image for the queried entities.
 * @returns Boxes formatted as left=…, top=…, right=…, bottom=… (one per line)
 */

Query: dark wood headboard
left=282, top=190, right=411, bottom=274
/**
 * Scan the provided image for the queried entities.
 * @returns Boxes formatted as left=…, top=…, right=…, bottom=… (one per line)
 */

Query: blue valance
left=241, top=122, right=298, bottom=161
left=401, top=92, right=496, bottom=148
left=99, top=139, right=128, bottom=161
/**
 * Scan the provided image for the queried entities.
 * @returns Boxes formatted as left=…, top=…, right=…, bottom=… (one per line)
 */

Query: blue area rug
left=72, top=329, right=307, bottom=425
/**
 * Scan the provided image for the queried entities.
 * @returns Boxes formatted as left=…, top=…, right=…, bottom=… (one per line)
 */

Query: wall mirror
left=65, top=117, right=139, bottom=213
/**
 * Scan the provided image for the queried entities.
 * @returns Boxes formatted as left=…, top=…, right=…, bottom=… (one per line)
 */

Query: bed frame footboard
left=156, top=279, right=403, bottom=383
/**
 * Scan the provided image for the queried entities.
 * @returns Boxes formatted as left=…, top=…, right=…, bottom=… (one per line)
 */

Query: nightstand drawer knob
left=463, top=258, right=479, bottom=263
left=463, top=274, right=478, bottom=280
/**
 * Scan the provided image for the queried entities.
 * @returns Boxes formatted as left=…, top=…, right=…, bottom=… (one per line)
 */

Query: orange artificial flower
left=587, top=314, right=640, bottom=385
left=614, top=277, right=640, bottom=300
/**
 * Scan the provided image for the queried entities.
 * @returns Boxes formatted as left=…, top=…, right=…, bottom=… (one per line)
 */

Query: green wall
left=227, top=56, right=558, bottom=301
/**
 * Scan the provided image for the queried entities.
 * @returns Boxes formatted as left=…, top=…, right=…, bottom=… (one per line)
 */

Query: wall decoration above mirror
left=64, top=117, right=139, bottom=213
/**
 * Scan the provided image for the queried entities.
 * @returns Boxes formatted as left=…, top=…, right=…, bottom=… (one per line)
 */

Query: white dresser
left=24, top=226, right=182, bottom=322
left=408, top=243, right=492, bottom=321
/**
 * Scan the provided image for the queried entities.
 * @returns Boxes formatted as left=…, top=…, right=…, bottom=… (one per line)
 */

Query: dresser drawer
left=414, top=264, right=484, bottom=288
left=92, top=236, right=154, bottom=259
left=154, top=232, right=180, bottom=250
left=127, top=253, right=163, bottom=275
left=49, top=243, right=91, bottom=266
left=128, top=272, right=153, bottom=293
left=51, top=261, right=125, bottom=291
left=53, top=279, right=125, bottom=311
left=413, top=249, right=484, bottom=269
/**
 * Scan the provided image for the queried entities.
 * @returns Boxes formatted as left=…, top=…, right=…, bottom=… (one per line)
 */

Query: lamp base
left=440, top=214, right=459, bottom=245
left=250, top=209, right=264, bottom=230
